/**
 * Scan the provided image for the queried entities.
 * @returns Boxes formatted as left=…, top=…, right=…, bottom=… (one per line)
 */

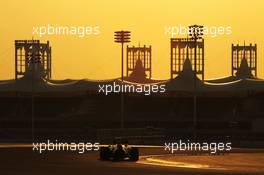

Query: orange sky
left=0, top=0, right=263, bottom=80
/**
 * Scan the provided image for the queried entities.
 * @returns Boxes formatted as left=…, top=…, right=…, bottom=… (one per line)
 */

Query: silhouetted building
left=0, top=39, right=263, bottom=145
left=126, top=45, right=151, bottom=82
left=15, top=40, right=52, bottom=80
left=170, top=38, right=204, bottom=80
left=207, top=43, right=258, bottom=83
left=232, top=43, right=257, bottom=77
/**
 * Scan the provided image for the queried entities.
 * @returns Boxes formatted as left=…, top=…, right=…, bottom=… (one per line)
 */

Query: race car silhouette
left=99, top=138, right=139, bottom=161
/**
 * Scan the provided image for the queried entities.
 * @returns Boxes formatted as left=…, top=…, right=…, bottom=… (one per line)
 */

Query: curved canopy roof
left=0, top=58, right=263, bottom=94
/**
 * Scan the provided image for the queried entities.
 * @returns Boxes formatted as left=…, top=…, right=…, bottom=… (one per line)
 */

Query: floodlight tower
left=188, top=25, right=204, bottom=142
left=114, top=31, right=131, bottom=81
left=114, top=30, right=131, bottom=129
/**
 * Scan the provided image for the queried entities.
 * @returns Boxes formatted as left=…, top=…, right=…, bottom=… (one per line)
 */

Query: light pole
left=29, top=44, right=40, bottom=142
left=188, top=25, right=203, bottom=142
left=114, top=30, right=131, bottom=129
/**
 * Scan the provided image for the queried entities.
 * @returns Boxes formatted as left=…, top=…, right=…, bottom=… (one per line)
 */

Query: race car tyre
left=100, top=147, right=110, bottom=160
left=129, top=147, right=139, bottom=161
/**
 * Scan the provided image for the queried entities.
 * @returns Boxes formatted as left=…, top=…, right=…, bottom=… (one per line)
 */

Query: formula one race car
left=99, top=138, right=139, bottom=161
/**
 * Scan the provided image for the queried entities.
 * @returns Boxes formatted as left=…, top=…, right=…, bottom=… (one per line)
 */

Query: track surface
left=0, top=147, right=263, bottom=175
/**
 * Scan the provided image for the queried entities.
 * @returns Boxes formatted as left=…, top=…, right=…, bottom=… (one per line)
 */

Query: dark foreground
left=0, top=147, right=263, bottom=175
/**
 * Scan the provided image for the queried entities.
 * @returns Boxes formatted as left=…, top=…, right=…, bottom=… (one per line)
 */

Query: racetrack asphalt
left=0, top=145, right=263, bottom=175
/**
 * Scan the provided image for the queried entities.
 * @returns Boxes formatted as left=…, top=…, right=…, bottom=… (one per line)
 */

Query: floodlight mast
left=114, top=30, right=131, bottom=129
left=28, top=42, right=41, bottom=142
left=114, top=31, right=131, bottom=81
left=188, top=25, right=204, bottom=142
